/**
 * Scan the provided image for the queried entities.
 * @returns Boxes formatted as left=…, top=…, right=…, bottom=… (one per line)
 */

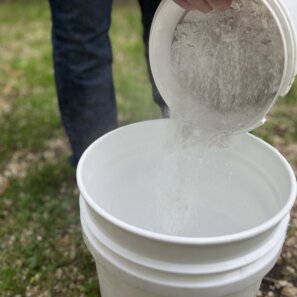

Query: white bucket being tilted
left=150, top=0, right=297, bottom=132
left=77, top=120, right=296, bottom=297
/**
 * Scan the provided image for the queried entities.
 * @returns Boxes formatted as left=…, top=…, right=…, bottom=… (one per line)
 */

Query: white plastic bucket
left=149, top=0, right=297, bottom=133
left=77, top=120, right=296, bottom=297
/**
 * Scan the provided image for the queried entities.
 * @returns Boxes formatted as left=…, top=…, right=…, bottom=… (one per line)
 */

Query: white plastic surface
left=77, top=120, right=297, bottom=297
left=282, top=0, right=297, bottom=75
left=284, top=0, right=297, bottom=35
left=149, top=0, right=297, bottom=133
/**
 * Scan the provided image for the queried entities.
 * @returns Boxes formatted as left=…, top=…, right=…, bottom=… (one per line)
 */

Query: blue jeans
left=49, top=0, right=165, bottom=166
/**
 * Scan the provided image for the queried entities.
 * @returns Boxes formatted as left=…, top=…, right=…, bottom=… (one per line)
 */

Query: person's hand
left=174, top=0, right=232, bottom=12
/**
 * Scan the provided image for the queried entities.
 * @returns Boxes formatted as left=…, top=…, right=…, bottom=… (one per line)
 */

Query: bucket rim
left=77, top=119, right=297, bottom=245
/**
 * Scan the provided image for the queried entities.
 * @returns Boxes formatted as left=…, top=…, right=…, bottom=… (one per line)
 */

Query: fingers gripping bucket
left=77, top=120, right=296, bottom=297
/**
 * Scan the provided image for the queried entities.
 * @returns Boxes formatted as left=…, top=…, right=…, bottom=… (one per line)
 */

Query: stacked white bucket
left=77, top=1, right=297, bottom=297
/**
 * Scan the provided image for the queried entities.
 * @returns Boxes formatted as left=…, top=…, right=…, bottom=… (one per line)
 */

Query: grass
left=0, top=0, right=297, bottom=296
left=0, top=0, right=159, bottom=296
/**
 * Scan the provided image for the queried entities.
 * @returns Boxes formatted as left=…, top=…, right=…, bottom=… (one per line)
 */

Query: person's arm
left=174, top=0, right=232, bottom=12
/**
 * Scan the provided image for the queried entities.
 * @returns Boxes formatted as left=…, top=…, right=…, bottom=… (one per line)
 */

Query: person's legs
left=137, top=0, right=169, bottom=117
left=49, top=0, right=116, bottom=166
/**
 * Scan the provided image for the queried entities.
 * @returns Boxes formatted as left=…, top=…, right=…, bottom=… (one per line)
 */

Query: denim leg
left=49, top=0, right=116, bottom=166
left=137, top=0, right=169, bottom=117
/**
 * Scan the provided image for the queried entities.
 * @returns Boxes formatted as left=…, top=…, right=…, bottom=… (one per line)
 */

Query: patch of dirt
left=0, top=175, right=9, bottom=195
left=1, top=137, right=69, bottom=182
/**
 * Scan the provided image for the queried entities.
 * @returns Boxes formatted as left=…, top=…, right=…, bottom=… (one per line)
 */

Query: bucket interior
left=79, top=120, right=293, bottom=238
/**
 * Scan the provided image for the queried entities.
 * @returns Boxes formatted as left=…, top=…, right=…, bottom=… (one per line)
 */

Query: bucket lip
left=77, top=120, right=297, bottom=246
